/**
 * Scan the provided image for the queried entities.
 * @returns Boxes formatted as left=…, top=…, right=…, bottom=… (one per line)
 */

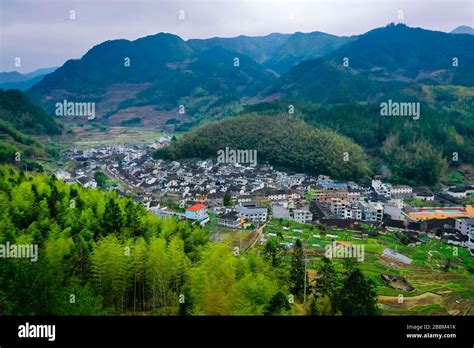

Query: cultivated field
left=259, top=219, right=474, bottom=315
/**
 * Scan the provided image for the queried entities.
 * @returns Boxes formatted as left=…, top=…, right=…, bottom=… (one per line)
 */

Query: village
left=52, top=136, right=474, bottom=259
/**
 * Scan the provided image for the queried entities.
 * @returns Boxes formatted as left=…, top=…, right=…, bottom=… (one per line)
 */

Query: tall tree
left=337, top=268, right=380, bottom=316
left=290, top=239, right=306, bottom=300
left=146, top=237, right=172, bottom=312
left=102, top=198, right=124, bottom=237
left=223, top=192, right=231, bottom=206
left=315, top=257, right=340, bottom=300
left=264, top=291, right=291, bottom=315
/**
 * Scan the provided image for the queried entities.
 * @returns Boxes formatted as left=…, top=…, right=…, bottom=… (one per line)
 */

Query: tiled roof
left=186, top=203, right=206, bottom=212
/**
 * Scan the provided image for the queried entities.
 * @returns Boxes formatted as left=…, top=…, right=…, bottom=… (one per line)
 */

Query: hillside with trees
left=154, top=114, right=369, bottom=181
left=28, top=33, right=276, bottom=124
left=269, top=24, right=474, bottom=109
left=26, top=24, right=474, bottom=135
left=0, top=89, right=62, bottom=165
left=241, top=102, right=470, bottom=186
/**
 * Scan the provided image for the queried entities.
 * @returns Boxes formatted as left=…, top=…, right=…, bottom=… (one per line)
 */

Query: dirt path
left=245, top=222, right=268, bottom=252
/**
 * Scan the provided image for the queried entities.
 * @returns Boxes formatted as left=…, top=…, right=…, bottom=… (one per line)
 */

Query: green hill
left=0, top=89, right=61, bottom=164
left=28, top=33, right=276, bottom=124
left=265, top=31, right=354, bottom=74
left=188, top=33, right=291, bottom=65
left=271, top=24, right=474, bottom=107
left=155, top=114, right=369, bottom=180
left=241, top=101, right=469, bottom=186
left=188, top=31, right=352, bottom=74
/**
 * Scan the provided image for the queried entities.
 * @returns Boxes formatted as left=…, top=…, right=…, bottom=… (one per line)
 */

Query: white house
left=236, top=204, right=267, bottom=222
left=293, top=209, right=313, bottom=224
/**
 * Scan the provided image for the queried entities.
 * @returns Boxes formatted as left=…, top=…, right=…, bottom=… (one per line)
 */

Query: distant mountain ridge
left=188, top=31, right=353, bottom=74
left=264, top=31, right=355, bottom=73
left=28, top=32, right=276, bottom=125
left=27, top=23, right=474, bottom=129
left=270, top=23, right=474, bottom=104
left=0, top=67, right=58, bottom=91
left=451, top=25, right=474, bottom=35
left=188, top=33, right=291, bottom=66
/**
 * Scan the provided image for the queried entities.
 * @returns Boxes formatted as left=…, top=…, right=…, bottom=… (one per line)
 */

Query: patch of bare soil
left=378, top=292, right=443, bottom=309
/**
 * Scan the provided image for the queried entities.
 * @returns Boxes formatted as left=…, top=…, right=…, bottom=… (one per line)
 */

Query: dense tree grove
left=155, top=115, right=369, bottom=181
left=0, top=166, right=380, bottom=316
left=0, top=166, right=284, bottom=315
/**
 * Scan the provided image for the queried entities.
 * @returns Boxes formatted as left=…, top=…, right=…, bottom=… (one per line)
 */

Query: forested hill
left=0, top=89, right=62, bottom=164
left=26, top=24, right=474, bottom=128
left=0, top=89, right=61, bottom=135
left=241, top=102, right=467, bottom=186
left=271, top=23, right=474, bottom=104
left=188, top=31, right=354, bottom=74
left=28, top=32, right=276, bottom=122
left=154, top=114, right=369, bottom=181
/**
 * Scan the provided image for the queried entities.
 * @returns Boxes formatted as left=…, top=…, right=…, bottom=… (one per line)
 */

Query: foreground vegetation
left=0, top=166, right=378, bottom=315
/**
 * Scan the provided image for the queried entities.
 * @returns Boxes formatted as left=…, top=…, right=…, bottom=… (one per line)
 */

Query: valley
left=1, top=20, right=473, bottom=319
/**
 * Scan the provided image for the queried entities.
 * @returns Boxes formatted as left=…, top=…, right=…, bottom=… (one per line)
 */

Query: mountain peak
left=451, top=25, right=474, bottom=35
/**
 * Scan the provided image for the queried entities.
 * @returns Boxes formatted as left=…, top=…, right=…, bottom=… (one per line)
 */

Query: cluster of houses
left=55, top=144, right=474, bottom=257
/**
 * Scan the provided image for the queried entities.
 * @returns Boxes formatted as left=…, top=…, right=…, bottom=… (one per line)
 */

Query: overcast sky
left=1, top=0, right=472, bottom=73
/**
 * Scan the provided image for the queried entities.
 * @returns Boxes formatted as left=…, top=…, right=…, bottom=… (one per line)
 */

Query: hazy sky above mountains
left=1, top=0, right=473, bottom=73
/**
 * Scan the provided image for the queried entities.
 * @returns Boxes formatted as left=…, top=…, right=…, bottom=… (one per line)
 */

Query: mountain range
left=26, top=24, right=474, bottom=129
left=0, top=67, right=58, bottom=91
left=271, top=24, right=474, bottom=104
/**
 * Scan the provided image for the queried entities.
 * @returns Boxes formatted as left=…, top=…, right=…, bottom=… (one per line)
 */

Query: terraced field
left=259, top=219, right=474, bottom=315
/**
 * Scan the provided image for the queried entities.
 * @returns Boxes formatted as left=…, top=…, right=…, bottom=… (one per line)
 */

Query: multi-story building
left=330, top=198, right=346, bottom=217
left=218, top=211, right=242, bottom=228
left=343, top=204, right=362, bottom=220
left=454, top=218, right=474, bottom=256
left=185, top=203, right=208, bottom=221
left=391, top=185, right=413, bottom=199
left=372, top=177, right=391, bottom=198
left=347, top=189, right=361, bottom=203
left=384, top=199, right=406, bottom=221
left=314, top=189, right=348, bottom=202
left=293, top=209, right=313, bottom=224
left=236, top=204, right=268, bottom=222
left=359, top=201, right=384, bottom=222
left=455, top=218, right=474, bottom=236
